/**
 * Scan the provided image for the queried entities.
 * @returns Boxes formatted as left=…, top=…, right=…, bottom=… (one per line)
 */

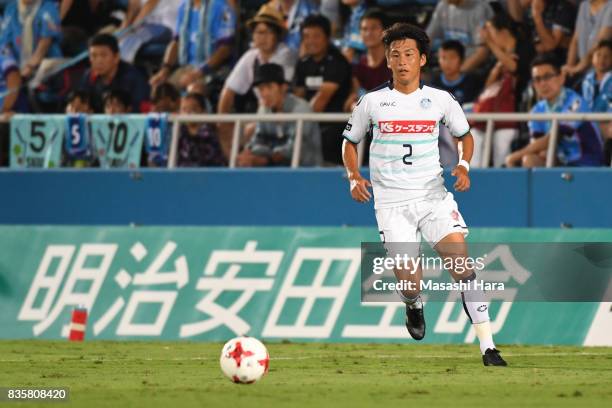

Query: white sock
left=461, top=289, right=495, bottom=354
left=397, top=290, right=422, bottom=309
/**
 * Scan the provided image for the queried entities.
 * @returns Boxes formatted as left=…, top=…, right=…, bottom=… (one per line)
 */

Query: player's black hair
left=66, top=89, right=93, bottom=107
left=382, top=23, right=430, bottom=60
left=531, top=52, right=562, bottom=74
left=89, top=33, right=119, bottom=54
left=595, top=39, right=612, bottom=51
left=440, top=40, right=465, bottom=61
left=182, top=92, right=207, bottom=111
left=103, top=88, right=132, bottom=111
left=152, top=82, right=180, bottom=103
left=300, top=14, right=331, bottom=38
left=360, top=8, right=388, bottom=29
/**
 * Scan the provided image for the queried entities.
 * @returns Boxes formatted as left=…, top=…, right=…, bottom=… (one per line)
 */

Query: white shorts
left=375, top=192, right=469, bottom=247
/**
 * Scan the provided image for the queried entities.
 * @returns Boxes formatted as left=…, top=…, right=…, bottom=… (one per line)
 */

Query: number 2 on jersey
left=402, top=143, right=412, bottom=165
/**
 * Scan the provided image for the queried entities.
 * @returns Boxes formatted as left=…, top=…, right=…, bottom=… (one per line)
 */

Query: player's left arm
left=444, top=91, right=473, bottom=192
left=452, top=132, right=473, bottom=192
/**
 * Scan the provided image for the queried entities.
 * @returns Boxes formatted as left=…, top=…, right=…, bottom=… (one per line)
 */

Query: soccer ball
left=219, top=336, right=269, bottom=384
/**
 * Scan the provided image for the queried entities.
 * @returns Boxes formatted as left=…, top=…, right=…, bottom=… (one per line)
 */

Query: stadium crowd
left=0, top=0, right=610, bottom=167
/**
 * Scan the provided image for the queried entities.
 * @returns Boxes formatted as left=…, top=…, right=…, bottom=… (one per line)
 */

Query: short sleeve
left=442, top=93, right=470, bottom=137
left=1, top=56, right=18, bottom=77
left=39, top=4, right=62, bottom=39
left=224, top=51, right=255, bottom=95
left=343, top=95, right=369, bottom=144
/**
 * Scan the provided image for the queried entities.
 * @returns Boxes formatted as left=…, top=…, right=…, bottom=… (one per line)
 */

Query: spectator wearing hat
left=216, top=3, right=297, bottom=156
left=219, top=4, right=296, bottom=115
left=294, top=14, right=352, bottom=165
left=237, top=63, right=322, bottom=167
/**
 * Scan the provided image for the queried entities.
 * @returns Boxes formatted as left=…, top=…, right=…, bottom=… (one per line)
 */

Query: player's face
left=592, top=46, right=611, bottom=73
left=252, top=23, right=278, bottom=54
left=89, top=45, right=120, bottom=77
left=386, top=39, right=426, bottom=86
left=360, top=18, right=384, bottom=49
left=532, top=64, right=564, bottom=101
left=438, top=48, right=461, bottom=76
left=302, top=27, right=329, bottom=58
left=256, top=82, right=285, bottom=109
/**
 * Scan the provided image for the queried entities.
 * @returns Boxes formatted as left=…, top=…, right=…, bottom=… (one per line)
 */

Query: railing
left=1, top=112, right=610, bottom=168
left=166, top=112, right=612, bottom=169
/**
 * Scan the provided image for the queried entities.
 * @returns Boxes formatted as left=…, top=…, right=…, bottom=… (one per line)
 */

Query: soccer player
left=342, top=23, right=507, bottom=367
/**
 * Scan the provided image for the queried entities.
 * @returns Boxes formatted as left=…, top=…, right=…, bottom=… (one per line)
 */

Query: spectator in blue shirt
left=78, top=33, right=151, bottom=113
left=582, top=39, right=611, bottom=164
left=0, top=0, right=62, bottom=79
left=582, top=40, right=612, bottom=113
left=506, top=53, right=604, bottom=167
left=149, top=0, right=236, bottom=92
left=267, top=0, right=319, bottom=55
left=341, top=0, right=367, bottom=62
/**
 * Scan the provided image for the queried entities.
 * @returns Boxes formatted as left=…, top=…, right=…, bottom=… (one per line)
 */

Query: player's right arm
left=342, top=139, right=371, bottom=202
left=342, top=96, right=371, bottom=203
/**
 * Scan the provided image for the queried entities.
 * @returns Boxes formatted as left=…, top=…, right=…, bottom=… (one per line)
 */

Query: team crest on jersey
left=420, top=98, right=432, bottom=109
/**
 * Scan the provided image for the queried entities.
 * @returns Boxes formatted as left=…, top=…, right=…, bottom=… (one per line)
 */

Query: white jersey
left=343, top=83, right=470, bottom=209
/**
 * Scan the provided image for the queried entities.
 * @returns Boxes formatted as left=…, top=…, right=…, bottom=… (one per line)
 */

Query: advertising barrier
left=1, top=226, right=611, bottom=346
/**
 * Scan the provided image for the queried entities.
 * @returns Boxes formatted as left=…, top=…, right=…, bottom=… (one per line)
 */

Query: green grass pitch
left=1, top=341, right=611, bottom=407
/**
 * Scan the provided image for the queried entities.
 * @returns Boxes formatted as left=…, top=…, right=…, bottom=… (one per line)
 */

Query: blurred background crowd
left=0, top=0, right=610, bottom=168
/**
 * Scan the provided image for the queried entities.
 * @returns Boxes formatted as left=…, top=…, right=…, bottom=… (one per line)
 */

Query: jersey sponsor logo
left=380, top=101, right=396, bottom=107
left=379, top=120, right=436, bottom=134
